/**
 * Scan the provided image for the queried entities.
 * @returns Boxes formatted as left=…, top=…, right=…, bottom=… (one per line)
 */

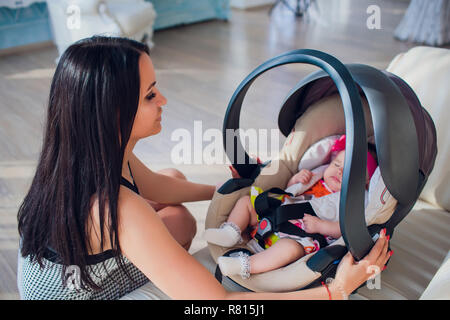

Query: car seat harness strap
left=253, top=188, right=329, bottom=249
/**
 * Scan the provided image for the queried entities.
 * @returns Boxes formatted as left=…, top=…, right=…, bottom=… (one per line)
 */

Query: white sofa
left=121, top=46, right=450, bottom=300
left=356, top=46, right=450, bottom=300
left=46, top=0, right=156, bottom=60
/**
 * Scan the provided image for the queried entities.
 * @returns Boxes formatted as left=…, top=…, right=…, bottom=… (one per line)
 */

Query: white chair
left=46, top=0, right=156, bottom=60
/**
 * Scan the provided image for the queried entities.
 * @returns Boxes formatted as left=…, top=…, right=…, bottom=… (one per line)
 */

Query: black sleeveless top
left=121, top=162, right=140, bottom=195
left=43, top=161, right=140, bottom=263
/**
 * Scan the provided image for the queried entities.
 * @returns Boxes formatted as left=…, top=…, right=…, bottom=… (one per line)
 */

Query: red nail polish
left=389, top=250, right=394, bottom=257
left=382, top=266, right=387, bottom=271
left=386, top=235, right=390, bottom=241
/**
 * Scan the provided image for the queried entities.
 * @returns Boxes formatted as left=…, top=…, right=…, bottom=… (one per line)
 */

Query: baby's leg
left=203, top=195, right=256, bottom=247
left=218, top=238, right=305, bottom=278
left=227, top=195, right=258, bottom=231
left=249, top=238, right=305, bottom=274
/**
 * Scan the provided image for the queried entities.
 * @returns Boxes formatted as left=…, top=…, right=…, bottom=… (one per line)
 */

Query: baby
left=204, top=135, right=377, bottom=279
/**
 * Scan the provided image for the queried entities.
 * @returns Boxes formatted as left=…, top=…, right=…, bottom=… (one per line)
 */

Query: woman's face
left=130, top=53, right=167, bottom=140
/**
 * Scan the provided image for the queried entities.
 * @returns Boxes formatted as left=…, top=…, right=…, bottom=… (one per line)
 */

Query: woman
left=17, top=36, right=390, bottom=300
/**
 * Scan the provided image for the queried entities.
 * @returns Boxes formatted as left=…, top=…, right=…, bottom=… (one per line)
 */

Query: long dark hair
left=17, top=36, right=150, bottom=290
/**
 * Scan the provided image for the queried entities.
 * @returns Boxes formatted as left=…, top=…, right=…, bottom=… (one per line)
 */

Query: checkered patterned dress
left=17, top=174, right=149, bottom=300
left=17, top=251, right=149, bottom=300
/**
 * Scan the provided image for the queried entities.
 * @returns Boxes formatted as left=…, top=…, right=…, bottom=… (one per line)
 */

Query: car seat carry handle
left=345, top=65, right=420, bottom=206
left=223, top=49, right=373, bottom=261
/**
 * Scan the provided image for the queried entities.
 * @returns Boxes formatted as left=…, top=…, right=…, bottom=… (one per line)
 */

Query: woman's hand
left=216, top=156, right=262, bottom=190
left=330, top=229, right=391, bottom=299
left=229, top=165, right=241, bottom=179
left=227, top=155, right=262, bottom=180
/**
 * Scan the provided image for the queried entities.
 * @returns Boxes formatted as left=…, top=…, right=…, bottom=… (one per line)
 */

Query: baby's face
left=323, top=151, right=345, bottom=192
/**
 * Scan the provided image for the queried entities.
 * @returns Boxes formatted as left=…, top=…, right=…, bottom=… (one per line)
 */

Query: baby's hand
left=302, top=214, right=322, bottom=234
left=293, top=169, right=313, bottom=184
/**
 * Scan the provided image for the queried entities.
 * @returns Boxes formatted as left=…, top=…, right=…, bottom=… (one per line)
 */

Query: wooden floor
left=1, top=0, right=447, bottom=299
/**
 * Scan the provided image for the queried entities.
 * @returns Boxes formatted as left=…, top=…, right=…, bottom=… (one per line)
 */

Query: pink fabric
left=331, top=135, right=377, bottom=180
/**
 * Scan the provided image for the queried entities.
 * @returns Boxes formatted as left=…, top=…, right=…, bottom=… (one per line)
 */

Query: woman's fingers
left=375, top=235, right=390, bottom=267
left=229, top=166, right=241, bottom=179
left=342, top=251, right=355, bottom=267
left=357, top=229, right=391, bottom=276
left=364, top=229, right=386, bottom=263
left=334, top=231, right=392, bottom=295
left=249, top=154, right=262, bottom=165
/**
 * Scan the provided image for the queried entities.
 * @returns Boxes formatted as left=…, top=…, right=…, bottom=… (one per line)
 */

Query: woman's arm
left=129, top=152, right=215, bottom=204
left=118, top=188, right=390, bottom=300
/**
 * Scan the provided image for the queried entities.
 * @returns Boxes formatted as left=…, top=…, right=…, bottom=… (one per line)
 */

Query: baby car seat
left=205, top=49, right=437, bottom=292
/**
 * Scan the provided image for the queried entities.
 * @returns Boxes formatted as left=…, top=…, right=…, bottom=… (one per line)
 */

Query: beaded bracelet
left=326, top=278, right=349, bottom=300
left=321, top=281, right=332, bottom=300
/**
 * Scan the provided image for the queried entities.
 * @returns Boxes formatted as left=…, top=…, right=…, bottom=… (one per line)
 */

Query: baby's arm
left=287, top=169, right=313, bottom=188
left=317, top=220, right=341, bottom=239
left=303, top=214, right=342, bottom=239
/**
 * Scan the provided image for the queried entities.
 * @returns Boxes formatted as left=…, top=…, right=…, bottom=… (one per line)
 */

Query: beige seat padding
left=205, top=93, right=399, bottom=292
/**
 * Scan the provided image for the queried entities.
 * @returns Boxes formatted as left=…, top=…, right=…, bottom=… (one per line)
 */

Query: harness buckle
left=256, top=218, right=273, bottom=239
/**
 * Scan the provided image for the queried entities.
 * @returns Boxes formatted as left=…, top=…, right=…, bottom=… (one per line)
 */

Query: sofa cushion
left=420, top=250, right=450, bottom=299
left=386, top=47, right=450, bottom=211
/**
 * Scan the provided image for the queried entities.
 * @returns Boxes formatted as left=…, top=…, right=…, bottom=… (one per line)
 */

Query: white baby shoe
left=218, top=251, right=251, bottom=279
left=203, top=222, right=243, bottom=247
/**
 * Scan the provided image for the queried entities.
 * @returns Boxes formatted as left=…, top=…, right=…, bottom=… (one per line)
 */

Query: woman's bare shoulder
left=87, top=187, right=155, bottom=249
left=89, top=186, right=150, bottom=216
left=117, top=185, right=156, bottom=220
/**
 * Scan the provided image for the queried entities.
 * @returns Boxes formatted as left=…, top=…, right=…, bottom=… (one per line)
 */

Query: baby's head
left=323, top=135, right=377, bottom=192
left=323, top=150, right=345, bottom=192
